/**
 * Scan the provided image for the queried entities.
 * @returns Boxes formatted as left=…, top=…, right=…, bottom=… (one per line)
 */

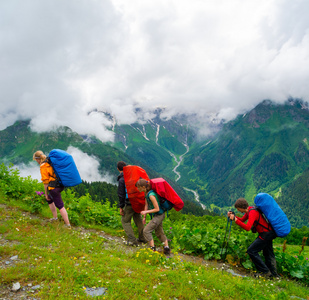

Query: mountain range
left=0, top=99, right=308, bottom=227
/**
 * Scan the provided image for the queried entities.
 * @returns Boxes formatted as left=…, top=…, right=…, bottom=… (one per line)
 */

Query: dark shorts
left=48, top=187, right=65, bottom=210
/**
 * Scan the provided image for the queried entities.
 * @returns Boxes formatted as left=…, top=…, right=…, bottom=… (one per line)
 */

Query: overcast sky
left=1, top=0, right=309, bottom=142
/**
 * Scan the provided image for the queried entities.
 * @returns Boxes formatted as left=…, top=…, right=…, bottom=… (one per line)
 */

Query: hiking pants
left=121, top=205, right=144, bottom=243
left=247, top=231, right=278, bottom=276
left=143, top=213, right=167, bottom=243
left=48, top=187, right=65, bottom=209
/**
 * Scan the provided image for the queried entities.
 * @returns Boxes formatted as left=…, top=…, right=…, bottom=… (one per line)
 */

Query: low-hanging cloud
left=16, top=146, right=114, bottom=184
left=1, top=0, right=309, bottom=140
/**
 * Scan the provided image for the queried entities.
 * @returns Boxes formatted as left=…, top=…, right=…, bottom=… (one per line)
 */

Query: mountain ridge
left=0, top=99, right=308, bottom=227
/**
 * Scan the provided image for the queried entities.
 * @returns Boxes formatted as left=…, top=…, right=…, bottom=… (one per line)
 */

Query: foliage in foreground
left=0, top=207, right=308, bottom=300
left=0, top=163, right=308, bottom=285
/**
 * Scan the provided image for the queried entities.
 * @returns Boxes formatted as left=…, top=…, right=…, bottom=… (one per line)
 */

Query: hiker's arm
left=235, top=211, right=257, bottom=231
left=117, top=178, right=126, bottom=209
left=140, top=195, right=160, bottom=215
left=237, top=212, right=248, bottom=222
left=141, top=202, right=148, bottom=224
left=43, top=184, right=50, bottom=200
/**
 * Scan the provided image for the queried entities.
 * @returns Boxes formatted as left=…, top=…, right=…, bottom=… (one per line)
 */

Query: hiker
left=135, top=178, right=170, bottom=255
left=228, top=198, right=278, bottom=278
left=33, top=151, right=71, bottom=228
left=117, top=161, right=145, bottom=246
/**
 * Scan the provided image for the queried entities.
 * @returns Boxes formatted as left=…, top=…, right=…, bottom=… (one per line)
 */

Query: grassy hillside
left=1, top=203, right=309, bottom=300
left=0, top=163, right=308, bottom=299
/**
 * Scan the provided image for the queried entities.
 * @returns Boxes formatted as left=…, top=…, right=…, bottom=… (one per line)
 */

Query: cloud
left=66, top=146, right=114, bottom=184
left=1, top=0, right=309, bottom=139
left=15, top=146, right=113, bottom=184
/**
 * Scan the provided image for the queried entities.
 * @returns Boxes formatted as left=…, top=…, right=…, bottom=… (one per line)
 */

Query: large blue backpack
left=254, top=193, right=291, bottom=237
left=47, top=149, right=82, bottom=187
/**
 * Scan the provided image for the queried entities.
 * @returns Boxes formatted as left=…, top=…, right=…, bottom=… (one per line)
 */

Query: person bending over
left=228, top=198, right=278, bottom=278
left=135, top=179, right=170, bottom=255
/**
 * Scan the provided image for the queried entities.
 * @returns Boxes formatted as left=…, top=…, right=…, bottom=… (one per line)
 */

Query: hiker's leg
left=132, top=212, right=145, bottom=241
left=46, top=196, right=57, bottom=218
left=247, top=237, right=270, bottom=274
left=143, top=218, right=157, bottom=245
left=121, top=205, right=138, bottom=243
left=48, top=202, right=58, bottom=219
left=153, top=214, right=167, bottom=244
left=59, top=207, right=70, bottom=225
left=50, top=188, right=70, bottom=225
left=264, top=240, right=278, bottom=276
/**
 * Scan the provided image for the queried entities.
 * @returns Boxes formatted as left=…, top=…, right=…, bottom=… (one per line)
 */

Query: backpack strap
left=45, top=157, right=62, bottom=186
left=248, top=207, right=271, bottom=231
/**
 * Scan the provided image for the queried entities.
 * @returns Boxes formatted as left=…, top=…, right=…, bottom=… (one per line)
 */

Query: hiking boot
left=48, top=218, right=58, bottom=222
left=163, top=246, right=171, bottom=255
left=150, top=246, right=156, bottom=252
left=64, top=224, right=72, bottom=230
left=137, top=238, right=147, bottom=244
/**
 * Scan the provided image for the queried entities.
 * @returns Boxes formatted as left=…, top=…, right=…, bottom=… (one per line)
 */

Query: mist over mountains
left=0, top=99, right=308, bottom=227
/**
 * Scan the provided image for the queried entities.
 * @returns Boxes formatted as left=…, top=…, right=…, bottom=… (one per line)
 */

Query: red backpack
left=150, top=178, right=184, bottom=211
left=123, top=165, right=150, bottom=213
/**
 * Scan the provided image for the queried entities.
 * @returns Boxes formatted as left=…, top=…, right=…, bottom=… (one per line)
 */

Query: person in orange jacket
left=33, top=150, right=70, bottom=228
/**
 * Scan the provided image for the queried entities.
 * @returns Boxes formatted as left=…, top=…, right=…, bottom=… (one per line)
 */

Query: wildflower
left=16, top=228, right=19, bottom=231
left=170, top=227, right=172, bottom=229
left=146, top=260, right=149, bottom=263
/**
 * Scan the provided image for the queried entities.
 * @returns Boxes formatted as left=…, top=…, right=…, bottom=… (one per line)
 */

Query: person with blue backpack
left=33, top=150, right=71, bottom=228
left=228, top=198, right=278, bottom=278
left=135, top=178, right=170, bottom=255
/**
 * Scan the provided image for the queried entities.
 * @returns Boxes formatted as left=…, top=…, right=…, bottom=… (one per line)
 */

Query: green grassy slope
left=1, top=203, right=308, bottom=300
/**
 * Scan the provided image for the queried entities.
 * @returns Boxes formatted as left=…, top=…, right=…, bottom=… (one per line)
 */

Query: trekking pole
left=220, top=215, right=233, bottom=260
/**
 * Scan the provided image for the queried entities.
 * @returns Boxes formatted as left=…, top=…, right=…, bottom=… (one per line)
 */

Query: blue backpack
left=254, top=193, right=291, bottom=237
left=47, top=149, right=82, bottom=187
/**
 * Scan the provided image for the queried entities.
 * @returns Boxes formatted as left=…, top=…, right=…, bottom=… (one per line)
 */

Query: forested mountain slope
left=178, top=100, right=309, bottom=227
left=0, top=99, right=308, bottom=226
left=0, top=120, right=205, bottom=215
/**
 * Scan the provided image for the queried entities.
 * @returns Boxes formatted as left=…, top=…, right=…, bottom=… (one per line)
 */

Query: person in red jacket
left=228, top=198, right=278, bottom=278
